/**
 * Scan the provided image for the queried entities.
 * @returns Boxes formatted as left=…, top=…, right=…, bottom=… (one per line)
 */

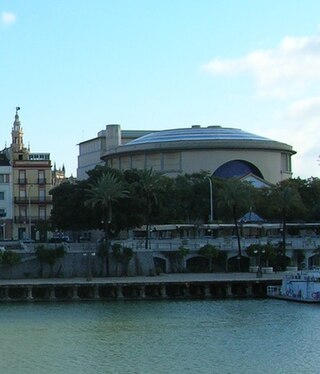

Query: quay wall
left=0, top=251, right=154, bottom=279
left=0, top=274, right=282, bottom=302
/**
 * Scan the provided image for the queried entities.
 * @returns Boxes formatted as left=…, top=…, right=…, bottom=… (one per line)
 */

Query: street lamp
left=83, top=250, right=96, bottom=281
left=205, top=176, right=213, bottom=222
left=254, top=248, right=265, bottom=278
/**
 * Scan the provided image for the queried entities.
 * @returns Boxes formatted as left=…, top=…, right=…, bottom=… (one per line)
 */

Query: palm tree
left=85, top=172, right=128, bottom=275
left=135, top=169, right=163, bottom=249
left=217, top=178, right=253, bottom=270
left=268, top=183, right=305, bottom=254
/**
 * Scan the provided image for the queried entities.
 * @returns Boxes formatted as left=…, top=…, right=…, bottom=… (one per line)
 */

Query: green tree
left=167, top=246, right=189, bottom=273
left=111, top=243, right=133, bottom=276
left=168, top=172, right=211, bottom=223
left=50, top=181, right=95, bottom=236
left=1, top=250, right=21, bottom=277
left=134, top=169, right=163, bottom=249
left=267, top=182, right=305, bottom=253
left=295, top=177, right=320, bottom=221
left=199, top=244, right=219, bottom=272
left=246, top=243, right=276, bottom=267
left=217, top=178, right=253, bottom=270
left=35, top=245, right=65, bottom=277
left=96, top=240, right=108, bottom=276
left=85, top=172, right=129, bottom=275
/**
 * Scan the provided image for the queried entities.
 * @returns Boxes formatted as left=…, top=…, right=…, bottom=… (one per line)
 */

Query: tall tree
left=267, top=182, right=305, bottom=254
left=50, top=181, right=94, bottom=236
left=134, top=169, right=163, bottom=249
left=217, top=178, right=253, bottom=270
left=85, top=172, right=129, bottom=275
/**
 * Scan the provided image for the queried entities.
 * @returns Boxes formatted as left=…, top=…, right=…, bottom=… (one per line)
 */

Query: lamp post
left=83, top=250, right=96, bottom=281
left=205, top=176, right=213, bottom=222
left=254, top=248, right=265, bottom=278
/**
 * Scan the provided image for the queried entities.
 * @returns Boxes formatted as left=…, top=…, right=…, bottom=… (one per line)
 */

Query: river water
left=0, top=299, right=319, bottom=374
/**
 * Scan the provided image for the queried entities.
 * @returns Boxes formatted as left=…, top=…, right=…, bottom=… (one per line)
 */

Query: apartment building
left=3, top=108, right=53, bottom=241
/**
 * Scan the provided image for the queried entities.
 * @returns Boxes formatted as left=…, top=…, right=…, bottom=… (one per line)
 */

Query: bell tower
left=11, top=106, right=25, bottom=153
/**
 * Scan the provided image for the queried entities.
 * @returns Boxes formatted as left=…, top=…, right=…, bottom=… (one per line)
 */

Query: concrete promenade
left=0, top=272, right=285, bottom=302
left=0, top=271, right=284, bottom=286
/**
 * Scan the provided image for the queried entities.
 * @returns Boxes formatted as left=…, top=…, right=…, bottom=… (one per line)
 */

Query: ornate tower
left=11, top=107, right=25, bottom=154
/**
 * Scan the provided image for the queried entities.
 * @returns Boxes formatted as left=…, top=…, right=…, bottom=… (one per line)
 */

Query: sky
left=1, top=0, right=320, bottom=179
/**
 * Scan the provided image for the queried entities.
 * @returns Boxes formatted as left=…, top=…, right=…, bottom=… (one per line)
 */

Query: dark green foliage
left=0, top=250, right=21, bottom=278
left=1, top=250, right=21, bottom=267
left=246, top=243, right=276, bottom=266
left=50, top=181, right=96, bottom=232
left=50, top=166, right=320, bottom=242
left=199, top=244, right=219, bottom=271
left=111, top=243, right=133, bottom=276
left=35, top=245, right=66, bottom=277
left=216, top=178, right=254, bottom=266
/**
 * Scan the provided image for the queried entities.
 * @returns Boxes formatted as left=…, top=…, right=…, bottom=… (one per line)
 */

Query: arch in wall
left=153, top=256, right=167, bottom=273
left=213, top=160, right=264, bottom=179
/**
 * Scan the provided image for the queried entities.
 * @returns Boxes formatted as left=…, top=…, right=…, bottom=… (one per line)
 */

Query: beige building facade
left=100, top=125, right=295, bottom=184
left=3, top=108, right=53, bottom=241
left=77, top=126, right=154, bottom=180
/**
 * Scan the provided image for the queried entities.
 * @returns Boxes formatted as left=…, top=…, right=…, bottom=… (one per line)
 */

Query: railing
left=14, top=196, right=53, bottom=204
left=14, top=216, right=49, bottom=223
left=111, top=236, right=320, bottom=253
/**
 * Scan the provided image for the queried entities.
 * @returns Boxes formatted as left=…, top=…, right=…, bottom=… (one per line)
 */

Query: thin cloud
left=284, top=96, right=320, bottom=121
left=202, top=35, right=320, bottom=98
left=1, top=11, right=16, bottom=27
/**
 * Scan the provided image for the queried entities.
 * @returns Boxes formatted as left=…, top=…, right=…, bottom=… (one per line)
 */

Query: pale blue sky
left=1, top=0, right=320, bottom=178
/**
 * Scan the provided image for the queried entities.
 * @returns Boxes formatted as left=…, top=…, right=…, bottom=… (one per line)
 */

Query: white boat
left=267, top=269, right=320, bottom=303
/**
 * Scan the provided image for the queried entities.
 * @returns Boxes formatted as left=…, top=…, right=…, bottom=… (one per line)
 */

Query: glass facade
left=213, top=160, right=263, bottom=179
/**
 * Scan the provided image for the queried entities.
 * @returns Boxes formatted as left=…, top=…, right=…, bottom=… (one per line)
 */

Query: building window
left=0, top=174, right=9, bottom=183
left=19, top=170, right=27, bottom=184
left=38, top=170, right=46, bottom=184
left=19, top=187, right=26, bottom=199
left=39, top=206, right=46, bottom=220
left=19, top=206, right=27, bottom=219
left=0, top=209, right=6, bottom=217
left=39, top=187, right=46, bottom=202
left=0, top=192, right=4, bottom=200
left=281, top=153, right=292, bottom=173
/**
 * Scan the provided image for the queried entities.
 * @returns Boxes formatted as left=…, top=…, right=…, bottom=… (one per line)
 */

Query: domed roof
left=127, top=126, right=274, bottom=145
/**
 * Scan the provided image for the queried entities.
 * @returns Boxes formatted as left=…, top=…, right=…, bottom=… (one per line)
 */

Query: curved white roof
left=127, top=126, right=272, bottom=145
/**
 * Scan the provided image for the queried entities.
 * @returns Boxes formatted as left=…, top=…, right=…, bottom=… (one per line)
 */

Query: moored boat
left=267, top=269, right=320, bottom=303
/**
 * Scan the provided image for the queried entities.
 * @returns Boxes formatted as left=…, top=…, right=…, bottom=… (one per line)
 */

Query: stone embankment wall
left=0, top=278, right=278, bottom=302
left=0, top=251, right=154, bottom=279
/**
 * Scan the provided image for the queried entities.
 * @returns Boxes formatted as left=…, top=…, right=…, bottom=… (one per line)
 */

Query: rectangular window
left=39, top=187, right=46, bottom=202
left=19, top=170, right=27, bottom=184
left=19, top=206, right=27, bottom=218
left=0, top=174, right=9, bottom=183
left=38, top=170, right=46, bottom=184
left=0, top=192, right=4, bottom=200
left=281, top=153, right=292, bottom=172
left=19, top=188, right=26, bottom=198
left=39, top=206, right=46, bottom=220
left=0, top=209, right=6, bottom=217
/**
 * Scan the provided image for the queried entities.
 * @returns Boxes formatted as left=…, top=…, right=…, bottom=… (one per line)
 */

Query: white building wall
left=0, top=165, right=13, bottom=219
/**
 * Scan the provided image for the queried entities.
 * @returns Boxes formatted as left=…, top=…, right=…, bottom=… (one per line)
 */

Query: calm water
left=0, top=299, right=319, bottom=374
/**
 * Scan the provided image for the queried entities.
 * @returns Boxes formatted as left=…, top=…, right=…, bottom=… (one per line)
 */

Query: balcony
left=14, top=196, right=53, bottom=204
left=14, top=216, right=49, bottom=224
left=18, top=178, right=28, bottom=185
